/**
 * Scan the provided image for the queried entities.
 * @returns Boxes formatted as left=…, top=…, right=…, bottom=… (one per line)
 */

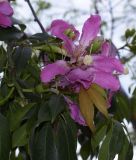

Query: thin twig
left=118, top=43, right=127, bottom=50
left=109, top=0, right=114, bottom=39
left=94, top=0, right=104, bottom=36
left=25, top=0, right=45, bottom=33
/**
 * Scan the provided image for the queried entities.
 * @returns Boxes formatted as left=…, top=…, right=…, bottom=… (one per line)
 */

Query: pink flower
left=40, top=15, right=125, bottom=125
left=41, top=15, right=124, bottom=91
left=0, top=0, right=13, bottom=28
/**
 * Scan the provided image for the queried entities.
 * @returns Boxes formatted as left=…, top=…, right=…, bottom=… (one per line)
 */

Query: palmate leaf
left=79, top=84, right=108, bottom=132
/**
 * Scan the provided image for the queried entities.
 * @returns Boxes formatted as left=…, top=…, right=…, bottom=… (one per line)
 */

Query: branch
left=109, top=0, right=114, bottom=39
left=25, top=0, right=45, bottom=33
left=94, top=0, right=104, bottom=36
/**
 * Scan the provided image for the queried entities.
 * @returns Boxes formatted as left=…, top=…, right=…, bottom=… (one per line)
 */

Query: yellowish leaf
left=91, top=84, right=107, bottom=98
left=79, top=87, right=95, bottom=132
left=86, top=86, right=109, bottom=118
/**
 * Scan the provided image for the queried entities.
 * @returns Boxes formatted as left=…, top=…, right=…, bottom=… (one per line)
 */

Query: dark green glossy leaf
left=0, top=47, right=7, bottom=72
left=55, top=118, right=77, bottom=160
left=48, top=94, right=66, bottom=123
left=128, top=45, right=136, bottom=54
left=0, top=26, right=24, bottom=41
left=130, top=96, right=136, bottom=121
left=113, top=93, right=131, bottom=121
left=29, top=33, right=50, bottom=41
left=0, top=113, right=11, bottom=160
left=30, top=116, right=77, bottom=160
left=38, top=102, right=51, bottom=124
left=80, top=140, right=91, bottom=160
left=98, top=123, right=113, bottom=160
left=118, top=137, right=133, bottom=160
left=8, top=103, right=34, bottom=131
left=10, top=151, right=23, bottom=160
left=12, top=123, right=28, bottom=148
left=13, top=47, right=32, bottom=72
left=109, top=121, right=125, bottom=160
left=63, top=113, right=77, bottom=147
left=25, top=63, right=40, bottom=80
left=0, top=87, right=15, bottom=107
left=91, top=124, right=107, bottom=150
left=30, top=123, right=57, bottom=160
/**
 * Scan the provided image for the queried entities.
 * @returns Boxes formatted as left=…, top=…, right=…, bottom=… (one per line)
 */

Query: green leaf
left=29, top=33, right=50, bottom=41
left=13, top=47, right=32, bottom=72
left=130, top=96, right=136, bottom=120
left=128, top=45, right=136, bottom=54
left=10, top=151, right=23, bottom=160
left=109, top=121, right=125, bottom=160
left=38, top=102, right=51, bottom=124
left=63, top=113, right=77, bottom=148
left=98, top=120, right=133, bottom=160
left=91, top=123, right=107, bottom=150
left=30, top=117, right=77, bottom=160
left=0, top=87, right=15, bottom=107
left=30, top=123, right=57, bottom=160
left=36, top=1, right=51, bottom=10
left=0, top=46, right=7, bottom=72
left=80, top=140, right=91, bottom=160
left=125, top=29, right=135, bottom=39
left=0, top=113, right=11, bottom=160
left=12, top=123, right=28, bottom=148
left=25, top=63, right=40, bottom=81
left=48, top=94, right=66, bottom=123
left=118, top=137, right=133, bottom=160
left=98, top=124, right=113, bottom=160
left=0, top=26, right=24, bottom=41
left=114, top=92, right=131, bottom=121
left=8, top=103, right=34, bottom=131
left=55, top=118, right=77, bottom=160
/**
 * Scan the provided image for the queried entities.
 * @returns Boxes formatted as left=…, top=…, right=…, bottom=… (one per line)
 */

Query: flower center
left=83, top=55, right=93, bottom=65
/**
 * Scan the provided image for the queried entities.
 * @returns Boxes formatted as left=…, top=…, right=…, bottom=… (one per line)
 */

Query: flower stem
left=25, top=0, right=45, bottom=33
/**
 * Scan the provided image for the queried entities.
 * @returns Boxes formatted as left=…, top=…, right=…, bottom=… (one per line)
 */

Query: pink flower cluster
left=0, top=0, right=13, bottom=27
left=41, top=15, right=125, bottom=125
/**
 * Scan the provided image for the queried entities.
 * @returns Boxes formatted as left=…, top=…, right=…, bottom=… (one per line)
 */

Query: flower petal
left=93, top=70, right=120, bottom=91
left=92, top=55, right=124, bottom=73
left=0, top=1, right=13, bottom=16
left=66, top=68, right=93, bottom=89
left=101, top=41, right=118, bottom=57
left=41, top=60, right=70, bottom=83
left=0, top=13, right=12, bottom=27
left=64, top=96, right=86, bottom=126
left=107, top=91, right=115, bottom=108
left=80, top=15, right=101, bottom=48
left=101, top=41, right=110, bottom=56
left=49, top=19, right=79, bottom=54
